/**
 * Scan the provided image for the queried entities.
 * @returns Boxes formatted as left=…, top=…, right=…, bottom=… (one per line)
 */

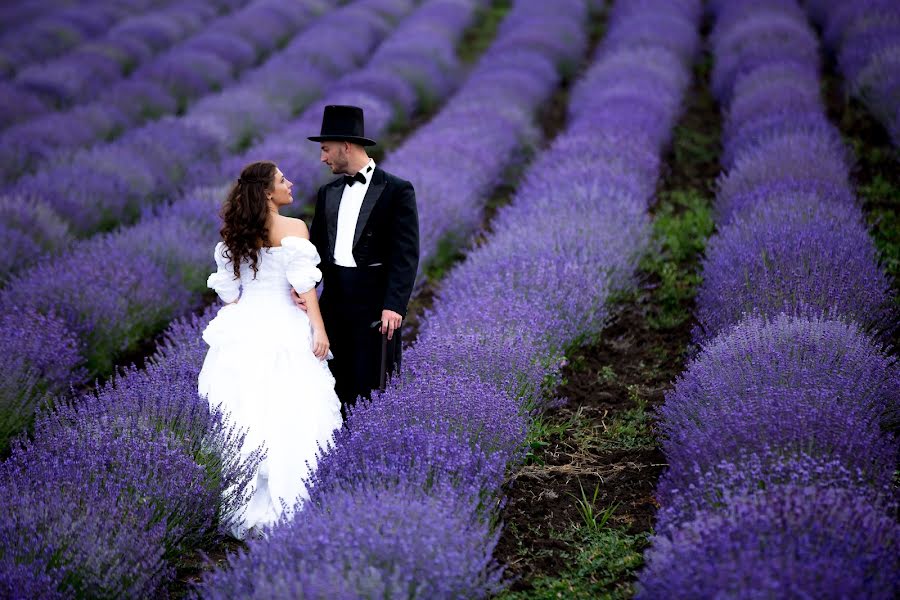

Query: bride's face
left=267, top=169, right=293, bottom=208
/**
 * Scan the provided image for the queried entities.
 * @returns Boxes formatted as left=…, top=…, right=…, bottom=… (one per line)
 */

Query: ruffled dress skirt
left=198, top=289, right=342, bottom=538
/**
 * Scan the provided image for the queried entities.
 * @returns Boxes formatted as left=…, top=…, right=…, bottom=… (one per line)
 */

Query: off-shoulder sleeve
left=207, top=242, right=240, bottom=303
left=282, top=236, right=322, bottom=294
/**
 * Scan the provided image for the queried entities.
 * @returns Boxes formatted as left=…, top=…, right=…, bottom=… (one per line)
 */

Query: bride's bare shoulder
left=276, top=215, right=310, bottom=240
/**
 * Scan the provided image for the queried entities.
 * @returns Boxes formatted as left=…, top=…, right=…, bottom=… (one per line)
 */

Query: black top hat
left=307, top=104, right=376, bottom=146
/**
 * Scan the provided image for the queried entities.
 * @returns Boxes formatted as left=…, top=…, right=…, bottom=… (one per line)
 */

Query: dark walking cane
left=370, top=320, right=389, bottom=391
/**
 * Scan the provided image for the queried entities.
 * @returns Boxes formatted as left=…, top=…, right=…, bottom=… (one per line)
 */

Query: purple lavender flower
left=0, top=6, right=117, bottom=77
left=0, top=103, right=131, bottom=182
left=654, top=450, right=898, bottom=536
left=196, top=481, right=504, bottom=599
left=0, top=82, right=49, bottom=130
left=39, top=345, right=262, bottom=546
left=713, top=38, right=819, bottom=104
left=98, top=79, right=177, bottom=121
left=308, top=366, right=527, bottom=505
left=721, top=111, right=836, bottom=167
left=0, top=196, right=71, bottom=284
left=695, top=193, right=894, bottom=340
left=136, top=50, right=235, bottom=103
left=805, top=1, right=900, bottom=150
left=716, top=127, right=853, bottom=208
left=638, top=485, right=900, bottom=599
left=602, top=3, right=701, bottom=61
left=661, top=314, right=899, bottom=495
left=0, top=309, right=82, bottom=450
left=714, top=178, right=856, bottom=226
left=0, top=423, right=203, bottom=597
left=0, top=229, right=193, bottom=376
left=727, top=61, right=822, bottom=124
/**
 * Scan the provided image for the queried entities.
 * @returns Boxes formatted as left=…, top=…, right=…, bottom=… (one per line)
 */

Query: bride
left=198, top=160, right=343, bottom=539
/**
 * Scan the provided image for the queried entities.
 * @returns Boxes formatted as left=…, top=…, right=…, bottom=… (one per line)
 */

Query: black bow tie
left=344, top=171, right=367, bottom=187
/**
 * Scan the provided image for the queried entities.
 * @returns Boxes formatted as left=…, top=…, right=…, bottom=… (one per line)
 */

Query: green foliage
left=858, top=174, right=900, bottom=292
left=423, top=233, right=466, bottom=281
left=498, top=526, right=649, bottom=600
left=524, top=408, right=582, bottom=465
left=641, top=189, right=713, bottom=329
left=458, top=0, right=511, bottom=64
left=569, top=481, right=619, bottom=531
left=601, top=392, right=654, bottom=451
left=672, top=124, right=719, bottom=166
left=597, top=364, right=616, bottom=383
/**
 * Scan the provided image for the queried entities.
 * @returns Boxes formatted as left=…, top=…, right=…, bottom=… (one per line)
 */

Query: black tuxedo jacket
left=310, top=166, right=419, bottom=317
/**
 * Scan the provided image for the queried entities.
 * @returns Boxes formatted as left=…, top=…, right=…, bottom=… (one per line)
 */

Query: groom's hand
left=291, top=289, right=308, bottom=312
left=381, top=309, right=402, bottom=340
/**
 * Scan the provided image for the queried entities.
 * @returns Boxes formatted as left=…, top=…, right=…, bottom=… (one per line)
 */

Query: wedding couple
left=197, top=105, right=419, bottom=539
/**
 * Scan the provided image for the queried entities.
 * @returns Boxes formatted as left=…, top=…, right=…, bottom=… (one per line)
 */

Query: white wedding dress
left=198, top=236, right=342, bottom=538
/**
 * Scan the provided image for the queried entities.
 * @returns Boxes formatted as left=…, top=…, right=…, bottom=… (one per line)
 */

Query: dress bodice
left=207, top=236, right=322, bottom=306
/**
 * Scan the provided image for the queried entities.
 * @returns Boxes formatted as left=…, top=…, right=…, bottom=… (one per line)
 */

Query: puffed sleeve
left=207, top=242, right=241, bottom=303
left=282, top=236, right=322, bottom=294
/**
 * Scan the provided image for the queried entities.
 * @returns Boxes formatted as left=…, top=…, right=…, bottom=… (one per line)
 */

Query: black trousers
left=320, top=265, right=401, bottom=416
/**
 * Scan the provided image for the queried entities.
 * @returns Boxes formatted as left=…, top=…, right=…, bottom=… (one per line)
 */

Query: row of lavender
left=0, top=0, right=412, bottom=276
left=0, top=0, right=340, bottom=279
left=0, top=0, right=179, bottom=79
left=0, top=0, right=481, bottom=453
left=807, top=0, right=900, bottom=149
left=195, top=0, right=702, bottom=596
left=638, top=1, right=899, bottom=597
left=0, top=0, right=328, bottom=186
left=0, top=0, right=491, bottom=595
left=0, top=0, right=245, bottom=131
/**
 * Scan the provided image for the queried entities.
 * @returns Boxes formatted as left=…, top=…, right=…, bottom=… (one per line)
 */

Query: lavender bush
left=657, top=313, right=899, bottom=521
left=639, top=484, right=900, bottom=599
left=694, top=193, right=894, bottom=341
left=196, top=480, right=504, bottom=599
left=307, top=367, right=528, bottom=506
left=716, top=127, right=853, bottom=205
left=654, top=451, right=898, bottom=536
left=0, top=310, right=82, bottom=451
left=0, top=196, right=71, bottom=285
left=0, top=299, right=257, bottom=595
left=1, top=0, right=240, bottom=70
left=0, top=229, right=194, bottom=376
left=0, top=423, right=201, bottom=597
left=806, top=0, right=900, bottom=150
left=4, top=0, right=410, bottom=237
left=11, top=1, right=238, bottom=111
left=0, top=0, right=333, bottom=184
left=39, top=352, right=262, bottom=548
left=713, top=177, right=855, bottom=226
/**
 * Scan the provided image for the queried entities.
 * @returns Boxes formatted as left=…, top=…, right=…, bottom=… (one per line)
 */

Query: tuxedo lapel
left=353, top=168, right=386, bottom=249
left=325, top=182, right=342, bottom=261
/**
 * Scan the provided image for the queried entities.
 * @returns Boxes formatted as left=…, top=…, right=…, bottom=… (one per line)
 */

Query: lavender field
left=1, top=0, right=898, bottom=598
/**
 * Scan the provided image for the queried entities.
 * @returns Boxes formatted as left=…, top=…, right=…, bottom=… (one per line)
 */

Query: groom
left=298, top=104, right=419, bottom=414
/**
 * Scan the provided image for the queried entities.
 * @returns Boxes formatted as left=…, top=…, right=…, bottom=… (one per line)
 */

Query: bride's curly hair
left=220, top=161, right=277, bottom=280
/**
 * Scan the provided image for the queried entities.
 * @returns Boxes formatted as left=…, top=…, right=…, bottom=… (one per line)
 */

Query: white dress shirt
left=333, top=159, right=376, bottom=267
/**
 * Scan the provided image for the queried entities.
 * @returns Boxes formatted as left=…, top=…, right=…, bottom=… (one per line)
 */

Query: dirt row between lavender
left=492, top=20, right=721, bottom=597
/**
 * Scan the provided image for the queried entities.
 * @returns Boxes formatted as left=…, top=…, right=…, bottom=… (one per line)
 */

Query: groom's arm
left=383, top=180, right=419, bottom=318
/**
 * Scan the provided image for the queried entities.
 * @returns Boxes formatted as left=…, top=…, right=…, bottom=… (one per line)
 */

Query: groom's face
left=319, top=141, right=350, bottom=174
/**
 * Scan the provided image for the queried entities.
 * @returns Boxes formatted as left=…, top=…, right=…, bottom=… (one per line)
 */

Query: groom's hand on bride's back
left=291, top=289, right=308, bottom=312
